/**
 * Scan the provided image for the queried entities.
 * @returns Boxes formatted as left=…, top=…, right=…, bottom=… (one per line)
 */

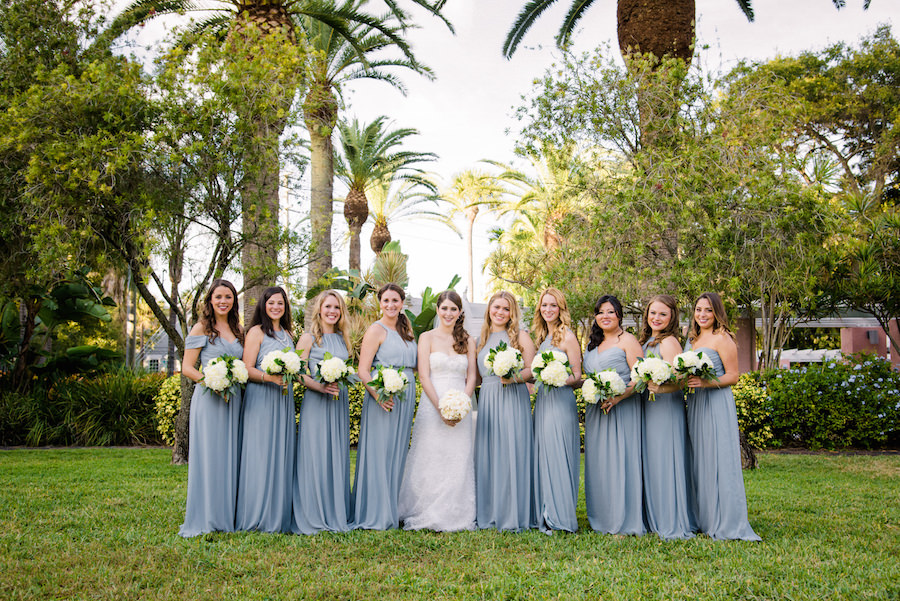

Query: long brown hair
left=531, top=287, right=571, bottom=349
left=478, top=291, right=523, bottom=353
left=249, top=286, right=293, bottom=341
left=378, top=283, right=414, bottom=342
left=639, top=294, right=680, bottom=346
left=688, top=292, right=735, bottom=343
left=436, top=290, right=469, bottom=355
left=310, top=290, right=351, bottom=351
left=200, top=279, right=244, bottom=344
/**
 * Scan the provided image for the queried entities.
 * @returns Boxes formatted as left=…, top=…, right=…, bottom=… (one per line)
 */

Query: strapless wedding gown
left=398, top=351, right=476, bottom=531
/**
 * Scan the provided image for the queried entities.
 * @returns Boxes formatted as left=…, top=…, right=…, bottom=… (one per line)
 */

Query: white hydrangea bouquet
left=315, top=351, right=354, bottom=390
left=530, top=350, right=572, bottom=390
left=200, top=355, right=249, bottom=402
left=630, top=355, right=675, bottom=401
left=581, top=369, right=626, bottom=411
left=483, top=340, right=524, bottom=381
left=369, top=365, right=409, bottom=406
left=673, top=350, right=719, bottom=395
left=260, top=347, right=306, bottom=395
left=438, top=389, right=472, bottom=422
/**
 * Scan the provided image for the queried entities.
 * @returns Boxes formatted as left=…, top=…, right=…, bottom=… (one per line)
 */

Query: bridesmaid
left=530, top=287, right=582, bottom=533
left=351, top=283, right=418, bottom=530
left=236, top=286, right=296, bottom=533
left=291, top=290, right=352, bottom=534
left=179, top=279, right=244, bottom=537
left=639, top=295, right=697, bottom=540
left=582, top=294, right=646, bottom=535
left=475, top=290, right=536, bottom=531
left=685, top=292, right=760, bottom=541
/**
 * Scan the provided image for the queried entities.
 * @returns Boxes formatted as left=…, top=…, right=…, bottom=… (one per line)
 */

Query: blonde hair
left=478, top=291, right=524, bottom=353
left=531, top=287, right=571, bottom=349
left=310, top=290, right=351, bottom=351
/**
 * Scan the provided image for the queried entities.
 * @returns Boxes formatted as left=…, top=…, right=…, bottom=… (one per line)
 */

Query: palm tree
left=112, top=0, right=435, bottom=318
left=301, top=0, right=434, bottom=289
left=503, top=0, right=854, bottom=65
left=366, top=176, right=453, bottom=254
left=439, top=170, right=505, bottom=302
left=334, top=115, right=437, bottom=270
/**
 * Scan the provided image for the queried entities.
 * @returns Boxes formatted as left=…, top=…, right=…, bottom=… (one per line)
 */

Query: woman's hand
left=321, top=382, right=340, bottom=397
left=686, top=375, right=705, bottom=390
left=441, top=416, right=460, bottom=428
left=378, top=397, right=395, bottom=412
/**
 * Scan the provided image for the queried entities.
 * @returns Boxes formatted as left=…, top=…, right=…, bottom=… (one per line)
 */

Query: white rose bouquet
left=673, top=350, right=719, bottom=395
left=630, top=355, right=675, bottom=401
left=581, top=369, right=626, bottom=411
left=200, top=355, right=249, bottom=402
left=530, top=350, right=572, bottom=390
left=315, top=351, right=354, bottom=391
left=483, top=340, right=524, bottom=381
left=369, top=365, right=410, bottom=406
left=438, top=389, right=472, bottom=422
left=260, top=348, right=306, bottom=395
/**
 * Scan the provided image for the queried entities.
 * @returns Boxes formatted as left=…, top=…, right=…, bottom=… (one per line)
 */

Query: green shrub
left=734, top=372, right=775, bottom=449
left=764, top=354, right=900, bottom=450
left=153, top=375, right=182, bottom=446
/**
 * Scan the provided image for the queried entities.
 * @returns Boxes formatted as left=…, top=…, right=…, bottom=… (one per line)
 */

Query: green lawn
left=1, top=449, right=898, bottom=600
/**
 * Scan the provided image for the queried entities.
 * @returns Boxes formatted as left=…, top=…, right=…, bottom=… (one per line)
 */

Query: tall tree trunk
left=466, top=213, right=476, bottom=302
left=617, top=0, right=695, bottom=65
left=304, top=80, right=339, bottom=286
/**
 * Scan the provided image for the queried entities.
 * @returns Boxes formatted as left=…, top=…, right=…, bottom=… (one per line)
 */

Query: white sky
left=129, top=0, right=897, bottom=303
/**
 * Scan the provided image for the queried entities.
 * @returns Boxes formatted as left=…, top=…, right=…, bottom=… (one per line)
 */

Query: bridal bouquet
left=260, top=348, right=306, bottom=395
left=630, top=355, right=675, bottom=401
left=200, top=355, right=249, bottom=402
left=483, top=340, right=524, bottom=380
left=316, top=352, right=354, bottom=389
left=530, top=350, right=572, bottom=390
left=673, top=350, right=719, bottom=395
left=369, top=365, right=409, bottom=405
left=581, top=369, right=626, bottom=410
left=438, top=389, right=472, bottom=422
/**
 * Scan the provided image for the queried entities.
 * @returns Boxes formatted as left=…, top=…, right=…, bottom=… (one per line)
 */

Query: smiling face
left=539, top=293, right=560, bottom=325
left=694, top=297, right=715, bottom=331
left=320, top=294, right=342, bottom=327
left=489, top=297, right=512, bottom=329
left=265, top=292, right=286, bottom=322
left=647, top=301, right=672, bottom=335
left=210, top=285, right=234, bottom=317
left=379, top=289, right=403, bottom=319
left=437, top=298, right=461, bottom=327
left=594, top=302, right=620, bottom=333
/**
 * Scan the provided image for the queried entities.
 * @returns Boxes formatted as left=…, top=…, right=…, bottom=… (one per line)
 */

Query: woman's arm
left=464, top=337, right=478, bottom=398
left=687, top=334, right=739, bottom=389
left=244, top=326, right=283, bottom=387
left=561, top=328, right=583, bottom=387
left=601, top=334, right=644, bottom=412
left=648, top=336, right=683, bottom=395
left=181, top=323, right=206, bottom=383
left=358, top=323, right=389, bottom=410
left=296, top=333, right=338, bottom=395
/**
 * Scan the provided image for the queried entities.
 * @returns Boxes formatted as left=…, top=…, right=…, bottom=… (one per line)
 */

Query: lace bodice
left=429, top=351, right=468, bottom=384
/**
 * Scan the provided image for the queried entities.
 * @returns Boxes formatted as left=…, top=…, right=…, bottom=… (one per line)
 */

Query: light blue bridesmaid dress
left=641, top=339, right=696, bottom=540
left=582, top=346, right=646, bottom=535
left=685, top=345, right=760, bottom=541
left=235, top=328, right=296, bottom=533
left=292, top=333, right=351, bottom=534
left=474, top=331, right=534, bottom=531
left=179, top=334, right=244, bottom=537
left=351, top=322, right=417, bottom=530
left=532, top=338, right=579, bottom=533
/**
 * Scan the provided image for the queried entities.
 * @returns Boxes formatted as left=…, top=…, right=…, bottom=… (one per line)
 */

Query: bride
left=398, top=290, right=477, bottom=531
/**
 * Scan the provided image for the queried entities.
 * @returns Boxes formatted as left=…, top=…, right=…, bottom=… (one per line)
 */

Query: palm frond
left=503, top=0, right=559, bottom=59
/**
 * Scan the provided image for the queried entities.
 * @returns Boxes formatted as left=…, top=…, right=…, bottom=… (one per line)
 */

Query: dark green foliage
left=0, top=370, right=165, bottom=446
left=763, top=354, right=900, bottom=449
left=734, top=371, right=775, bottom=449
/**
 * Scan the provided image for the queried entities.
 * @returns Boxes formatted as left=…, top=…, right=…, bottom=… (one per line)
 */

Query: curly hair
left=200, top=279, right=244, bottom=344
left=310, top=290, right=351, bottom=351
left=638, top=294, right=680, bottom=346
left=587, top=294, right=624, bottom=352
left=688, top=292, right=735, bottom=343
left=378, top=283, right=414, bottom=342
left=478, top=291, right=523, bottom=353
left=531, top=287, right=572, bottom=349
left=436, top=290, right=469, bottom=355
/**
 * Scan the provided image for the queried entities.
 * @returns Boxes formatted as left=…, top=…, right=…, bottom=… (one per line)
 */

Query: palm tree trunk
left=466, top=214, right=476, bottom=302
left=349, top=222, right=363, bottom=270
left=308, top=127, right=334, bottom=285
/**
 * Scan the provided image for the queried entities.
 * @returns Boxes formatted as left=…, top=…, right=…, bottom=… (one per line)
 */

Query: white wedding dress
left=398, top=351, right=476, bottom=531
